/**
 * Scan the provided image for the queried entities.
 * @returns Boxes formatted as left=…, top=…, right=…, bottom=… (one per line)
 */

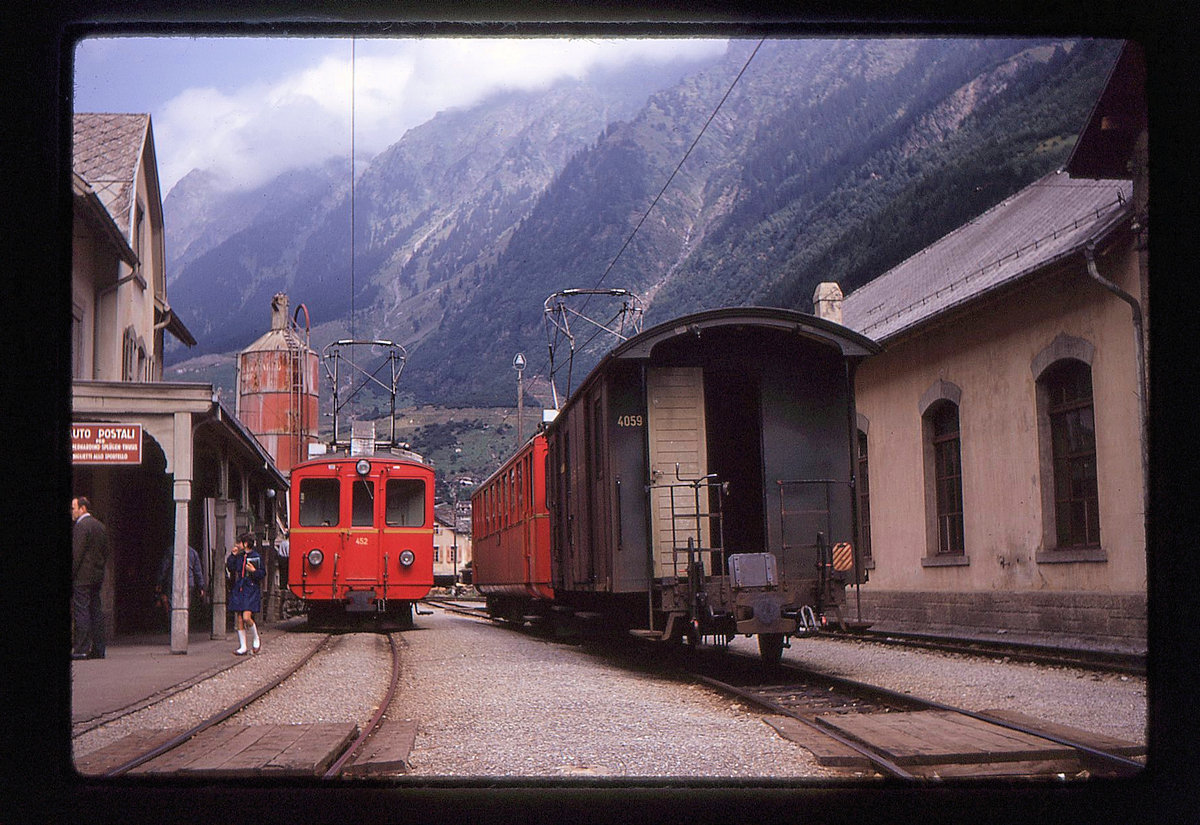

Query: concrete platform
left=71, top=621, right=296, bottom=725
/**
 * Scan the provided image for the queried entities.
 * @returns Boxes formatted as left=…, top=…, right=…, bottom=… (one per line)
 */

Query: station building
left=71, top=112, right=287, bottom=653
left=828, top=44, right=1147, bottom=651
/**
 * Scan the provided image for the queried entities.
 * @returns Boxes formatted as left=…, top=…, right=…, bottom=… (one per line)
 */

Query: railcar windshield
left=352, top=478, right=375, bottom=526
left=386, top=479, right=425, bottom=526
left=298, top=478, right=339, bottom=526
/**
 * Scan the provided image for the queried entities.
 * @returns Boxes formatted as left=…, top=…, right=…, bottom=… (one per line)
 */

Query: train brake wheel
left=758, top=633, right=785, bottom=667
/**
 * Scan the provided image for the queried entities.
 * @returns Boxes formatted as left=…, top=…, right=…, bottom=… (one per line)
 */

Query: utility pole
left=513, top=352, right=526, bottom=444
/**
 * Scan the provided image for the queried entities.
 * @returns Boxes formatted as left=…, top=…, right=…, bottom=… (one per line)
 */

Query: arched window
left=927, top=400, right=964, bottom=556
left=1043, top=359, right=1100, bottom=549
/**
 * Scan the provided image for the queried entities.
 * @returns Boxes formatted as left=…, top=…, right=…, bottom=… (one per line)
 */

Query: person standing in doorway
left=156, top=544, right=209, bottom=630
left=71, top=496, right=110, bottom=660
left=226, top=533, right=265, bottom=655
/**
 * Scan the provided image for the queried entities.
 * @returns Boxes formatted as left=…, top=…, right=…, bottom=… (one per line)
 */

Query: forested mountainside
left=165, top=38, right=1122, bottom=410
left=403, top=38, right=1121, bottom=404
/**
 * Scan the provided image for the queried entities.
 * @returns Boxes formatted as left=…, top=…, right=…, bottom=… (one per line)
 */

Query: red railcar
left=470, top=433, right=553, bottom=622
left=288, top=451, right=435, bottom=626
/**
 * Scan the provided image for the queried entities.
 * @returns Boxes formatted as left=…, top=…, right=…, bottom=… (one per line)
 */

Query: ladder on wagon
left=646, top=464, right=731, bottom=629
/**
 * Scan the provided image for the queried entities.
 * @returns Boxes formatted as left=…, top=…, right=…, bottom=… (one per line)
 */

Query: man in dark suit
left=71, top=496, right=110, bottom=660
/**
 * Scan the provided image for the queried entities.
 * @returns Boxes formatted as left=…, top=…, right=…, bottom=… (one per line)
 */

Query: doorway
left=704, top=367, right=765, bottom=557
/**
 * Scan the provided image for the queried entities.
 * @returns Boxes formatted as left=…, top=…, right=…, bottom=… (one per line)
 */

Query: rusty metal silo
left=236, top=293, right=320, bottom=474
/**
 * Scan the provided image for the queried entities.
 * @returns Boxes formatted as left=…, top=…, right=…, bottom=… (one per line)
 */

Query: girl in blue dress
left=227, top=533, right=266, bottom=655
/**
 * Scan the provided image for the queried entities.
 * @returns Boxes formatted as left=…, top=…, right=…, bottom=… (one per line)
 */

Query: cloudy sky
left=73, top=35, right=728, bottom=196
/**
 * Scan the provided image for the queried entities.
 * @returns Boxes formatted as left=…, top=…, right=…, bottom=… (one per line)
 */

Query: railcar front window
left=353, top=478, right=375, bottom=526
left=386, top=479, right=426, bottom=526
left=298, top=478, right=340, bottom=526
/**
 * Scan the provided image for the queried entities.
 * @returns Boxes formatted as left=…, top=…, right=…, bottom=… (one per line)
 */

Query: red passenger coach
left=288, top=453, right=435, bottom=627
left=470, top=433, right=554, bottom=622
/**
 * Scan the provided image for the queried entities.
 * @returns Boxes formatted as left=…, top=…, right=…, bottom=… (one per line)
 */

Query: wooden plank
left=910, top=758, right=1084, bottom=779
left=214, top=725, right=313, bottom=774
left=343, top=720, right=418, bottom=776
left=129, top=725, right=250, bottom=775
left=819, top=711, right=1076, bottom=765
left=918, top=711, right=1070, bottom=757
left=73, top=729, right=189, bottom=776
left=177, top=726, right=282, bottom=775
left=264, top=722, right=358, bottom=775
left=764, top=716, right=871, bottom=768
left=979, top=708, right=1147, bottom=757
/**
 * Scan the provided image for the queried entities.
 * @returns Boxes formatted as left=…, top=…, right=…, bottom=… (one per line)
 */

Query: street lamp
left=513, top=353, right=526, bottom=444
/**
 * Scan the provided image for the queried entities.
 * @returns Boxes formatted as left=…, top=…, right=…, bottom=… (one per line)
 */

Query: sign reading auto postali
left=72, top=423, right=143, bottom=465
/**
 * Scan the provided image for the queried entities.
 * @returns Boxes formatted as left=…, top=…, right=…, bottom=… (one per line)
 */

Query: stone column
left=171, top=411, right=192, bottom=654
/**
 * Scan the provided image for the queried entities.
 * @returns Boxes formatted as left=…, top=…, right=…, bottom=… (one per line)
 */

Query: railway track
left=73, top=631, right=415, bottom=779
left=428, top=598, right=1145, bottom=780
left=690, top=651, right=1146, bottom=780
left=828, top=627, right=1146, bottom=676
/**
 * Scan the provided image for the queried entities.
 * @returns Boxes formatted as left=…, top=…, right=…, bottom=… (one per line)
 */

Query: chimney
left=270, top=292, right=289, bottom=331
left=813, top=282, right=843, bottom=324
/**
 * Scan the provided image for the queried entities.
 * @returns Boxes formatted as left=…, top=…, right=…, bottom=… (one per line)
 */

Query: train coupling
left=781, top=605, right=820, bottom=635
left=345, top=590, right=377, bottom=613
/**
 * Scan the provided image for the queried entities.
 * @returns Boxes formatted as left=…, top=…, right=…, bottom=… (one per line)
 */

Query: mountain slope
left=164, top=37, right=1122, bottom=414
left=402, top=38, right=1120, bottom=405
left=164, top=55, right=713, bottom=360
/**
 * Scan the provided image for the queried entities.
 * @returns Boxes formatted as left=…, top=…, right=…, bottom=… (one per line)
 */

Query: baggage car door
left=646, top=366, right=710, bottom=579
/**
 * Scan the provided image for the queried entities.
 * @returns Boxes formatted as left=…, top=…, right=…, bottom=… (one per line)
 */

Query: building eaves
left=72, top=171, right=137, bottom=267
left=842, top=171, right=1132, bottom=344
left=211, top=399, right=289, bottom=491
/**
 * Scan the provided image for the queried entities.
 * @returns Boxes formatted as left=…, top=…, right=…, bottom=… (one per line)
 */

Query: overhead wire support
left=322, top=340, right=408, bottom=448
left=543, top=288, right=644, bottom=408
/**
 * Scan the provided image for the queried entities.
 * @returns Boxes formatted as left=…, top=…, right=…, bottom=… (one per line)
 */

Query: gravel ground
left=396, top=610, right=837, bottom=778
left=71, top=608, right=1147, bottom=781
left=397, top=610, right=1145, bottom=779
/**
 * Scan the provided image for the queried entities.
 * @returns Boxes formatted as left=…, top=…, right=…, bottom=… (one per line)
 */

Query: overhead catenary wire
left=350, top=37, right=357, bottom=344
left=586, top=38, right=764, bottom=298
left=536, top=39, right=766, bottom=398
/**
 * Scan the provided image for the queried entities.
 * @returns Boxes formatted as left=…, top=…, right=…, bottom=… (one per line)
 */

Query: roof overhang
left=155, top=305, right=198, bottom=347
left=612, top=306, right=880, bottom=361
left=71, top=380, right=287, bottom=491
left=1065, top=41, right=1146, bottom=180
left=72, top=172, right=137, bottom=268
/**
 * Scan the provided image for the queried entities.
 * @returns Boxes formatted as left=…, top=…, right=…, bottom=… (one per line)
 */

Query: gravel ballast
left=72, top=608, right=1147, bottom=780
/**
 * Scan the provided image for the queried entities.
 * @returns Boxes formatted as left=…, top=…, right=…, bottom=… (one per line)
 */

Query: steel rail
left=695, top=673, right=917, bottom=779
left=770, top=659, right=1145, bottom=775
left=710, top=652, right=1144, bottom=778
left=830, top=627, right=1145, bottom=676
left=322, top=631, right=404, bottom=778
left=101, top=634, right=331, bottom=778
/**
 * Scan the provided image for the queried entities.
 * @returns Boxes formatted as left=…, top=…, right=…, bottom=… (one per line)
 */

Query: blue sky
left=73, top=36, right=728, bottom=195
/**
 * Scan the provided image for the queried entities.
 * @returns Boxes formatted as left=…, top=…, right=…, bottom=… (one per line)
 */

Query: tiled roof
left=72, top=113, right=150, bottom=236
left=842, top=171, right=1132, bottom=343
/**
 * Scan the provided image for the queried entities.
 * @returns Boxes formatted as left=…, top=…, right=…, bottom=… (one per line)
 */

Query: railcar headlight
left=307, top=548, right=325, bottom=566
left=398, top=549, right=415, bottom=567
left=355, top=458, right=371, bottom=476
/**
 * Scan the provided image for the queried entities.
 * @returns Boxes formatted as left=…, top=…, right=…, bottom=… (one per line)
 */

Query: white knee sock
left=250, top=623, right=260, bottom=650
left=235, top=629, right=247, bottom=654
